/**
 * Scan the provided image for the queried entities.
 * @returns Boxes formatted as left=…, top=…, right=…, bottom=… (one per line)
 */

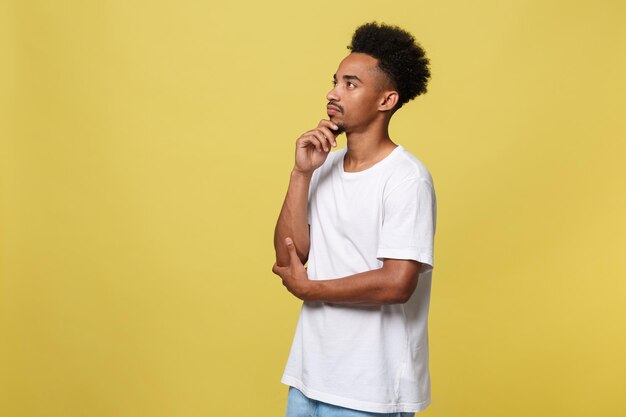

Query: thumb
left=285, top=237, right=301, bottom=264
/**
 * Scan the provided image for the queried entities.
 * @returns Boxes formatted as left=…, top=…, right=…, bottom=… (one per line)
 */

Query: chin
left=335, top=123, right=346, bottom=136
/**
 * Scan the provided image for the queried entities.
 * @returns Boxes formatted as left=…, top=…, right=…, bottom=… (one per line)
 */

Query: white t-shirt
left=281, top=145, right=437, bottom=413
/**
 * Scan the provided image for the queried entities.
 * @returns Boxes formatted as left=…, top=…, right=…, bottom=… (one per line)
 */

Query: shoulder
left=385, top=145, right=434, bottom=189
left=382, top=147, right=437, bottom=216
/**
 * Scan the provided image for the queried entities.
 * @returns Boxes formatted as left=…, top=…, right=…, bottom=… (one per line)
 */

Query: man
left=272, top=22, right=436, bottom=417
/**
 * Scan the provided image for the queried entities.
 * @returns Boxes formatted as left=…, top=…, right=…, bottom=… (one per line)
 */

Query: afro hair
left=348, top=22, right=430, bottom=110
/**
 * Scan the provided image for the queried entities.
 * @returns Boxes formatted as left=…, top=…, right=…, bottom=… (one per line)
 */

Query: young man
left=272, top=22, right=436, bottom=416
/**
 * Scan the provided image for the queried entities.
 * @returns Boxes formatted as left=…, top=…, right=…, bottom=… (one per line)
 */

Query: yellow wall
left=2, top=1, right=625, bottom=416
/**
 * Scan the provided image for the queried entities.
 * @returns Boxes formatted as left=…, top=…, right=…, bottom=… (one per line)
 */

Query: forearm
left=274, top=170, right=312, bottom=267
left=301, top=261, right=420, bottom=306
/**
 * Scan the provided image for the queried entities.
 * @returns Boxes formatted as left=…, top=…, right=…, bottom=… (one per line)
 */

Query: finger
left=317, top=119, right=340, bottom=132
left=317, top=126, right=338, bottom=147
left=310, top=131, right=331, bottom=152
left=285, top=237, right=301, bottom=265
left=273, top=265, right=288, bottom=279
left=299, top=134, right=323, bottom=153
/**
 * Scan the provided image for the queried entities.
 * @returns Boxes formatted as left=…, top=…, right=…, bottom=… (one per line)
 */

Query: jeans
left=286, top=386, right=416, bottom=417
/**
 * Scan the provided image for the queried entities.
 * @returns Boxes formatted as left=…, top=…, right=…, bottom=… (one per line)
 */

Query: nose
left=326, top=85, right=339, bottom=102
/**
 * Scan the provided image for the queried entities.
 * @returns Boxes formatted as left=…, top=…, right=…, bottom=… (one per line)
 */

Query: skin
left=272, top=52, right=423, bottom=306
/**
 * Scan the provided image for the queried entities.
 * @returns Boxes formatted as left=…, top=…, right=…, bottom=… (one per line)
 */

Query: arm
left=273, top=171, right=313, bottom=267
left=273, top=120, right=340, bottom=267
left=273, top=176, right=435, bottom=305
left=272, top=237, right=422, bottom=306
left=306, top=259, right=421, bottom=305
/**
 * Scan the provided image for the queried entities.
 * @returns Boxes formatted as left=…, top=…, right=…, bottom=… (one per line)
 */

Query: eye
left=331, top=79, right=337, bottom=86
left=347, top=82, right=356, bottom=89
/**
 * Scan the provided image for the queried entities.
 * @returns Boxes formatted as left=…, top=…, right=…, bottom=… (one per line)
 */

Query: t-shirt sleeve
left=376, top=177, right=437, bottom=271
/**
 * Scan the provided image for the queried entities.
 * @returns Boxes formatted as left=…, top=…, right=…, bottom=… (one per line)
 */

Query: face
left=326, top=53, right=391, bottom=134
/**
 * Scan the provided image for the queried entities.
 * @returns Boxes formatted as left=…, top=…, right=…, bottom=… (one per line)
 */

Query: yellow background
left=2, top=0, right=625, bottom=416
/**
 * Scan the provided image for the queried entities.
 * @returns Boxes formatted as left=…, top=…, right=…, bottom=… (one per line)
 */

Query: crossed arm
left=272, top=236, right=421, bottom=305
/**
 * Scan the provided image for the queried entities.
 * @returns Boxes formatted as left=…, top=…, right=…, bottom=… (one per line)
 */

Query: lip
left=327, top=105, right=341, bottom=115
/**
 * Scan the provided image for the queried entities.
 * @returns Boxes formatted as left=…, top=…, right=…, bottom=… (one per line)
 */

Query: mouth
left=326, top=104, right=343, bottom=116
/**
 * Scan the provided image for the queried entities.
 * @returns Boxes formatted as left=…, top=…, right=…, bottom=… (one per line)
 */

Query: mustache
left=327, top=101, right=344, bottom=113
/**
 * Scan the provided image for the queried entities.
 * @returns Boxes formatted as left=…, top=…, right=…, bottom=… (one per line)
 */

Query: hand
left=294, top=120, right=340, bottom=175
left=272, top=237, right=311, bottom=300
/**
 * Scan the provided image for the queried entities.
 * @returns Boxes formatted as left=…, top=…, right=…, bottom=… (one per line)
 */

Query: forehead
left=335, top=53, right=380, bottom=79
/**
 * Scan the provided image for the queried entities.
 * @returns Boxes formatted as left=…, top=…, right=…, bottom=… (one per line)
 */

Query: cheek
left=343, top=91, right=379, bottom=119
left=352, top=95, right=380, bottom=116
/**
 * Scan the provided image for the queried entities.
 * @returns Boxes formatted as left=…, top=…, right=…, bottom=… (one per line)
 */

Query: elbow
left=378, top=292, right=411, bottom=305
left=378, top=285, right=414, bottom=304
left=388, top=276, right=418, bottom=304
left=389, top=288, right=414, bottom=304
left=274, top=242, right=309, bottom=267
left=396, top=292, right=413, bottom=304
left=297, top=249, right=309, bottom=265
left=381, top=260, right=421, bottom=304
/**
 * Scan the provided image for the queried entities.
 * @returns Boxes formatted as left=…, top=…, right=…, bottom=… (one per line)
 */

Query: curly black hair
left=348, top=22, right=430, bottom=110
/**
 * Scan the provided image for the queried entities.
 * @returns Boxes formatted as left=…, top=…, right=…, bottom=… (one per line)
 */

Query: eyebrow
left=333, top=74, right=364, bottom=83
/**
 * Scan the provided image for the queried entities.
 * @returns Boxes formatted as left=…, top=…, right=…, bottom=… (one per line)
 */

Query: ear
left=378, top=91, right=399, bottom=112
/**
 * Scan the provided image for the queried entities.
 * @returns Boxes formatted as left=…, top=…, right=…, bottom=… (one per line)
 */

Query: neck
left=344, top=124, right=397, bottom=172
